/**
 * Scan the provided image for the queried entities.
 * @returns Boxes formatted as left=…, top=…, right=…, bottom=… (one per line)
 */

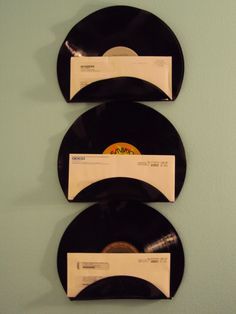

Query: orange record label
left=103, top=142, right=141, bottom=155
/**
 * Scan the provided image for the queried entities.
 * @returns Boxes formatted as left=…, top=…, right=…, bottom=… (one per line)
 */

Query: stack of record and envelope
left=56, top=5, right=187, bottom=300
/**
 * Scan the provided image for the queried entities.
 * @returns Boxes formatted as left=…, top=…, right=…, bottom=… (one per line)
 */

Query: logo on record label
left=103, top=142, right=141, bottom=155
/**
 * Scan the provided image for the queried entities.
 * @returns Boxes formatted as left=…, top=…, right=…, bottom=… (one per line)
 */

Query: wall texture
left=0, top=1, right=236, bottom=313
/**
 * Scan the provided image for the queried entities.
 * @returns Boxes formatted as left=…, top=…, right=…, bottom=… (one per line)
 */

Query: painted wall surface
left=0, top=1, right=236, bottom=313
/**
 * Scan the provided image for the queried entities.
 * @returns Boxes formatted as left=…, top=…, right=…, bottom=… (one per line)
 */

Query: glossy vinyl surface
left=57, top=5, right=184, bottom=102
left=57, top=101, right=187, bottom=202
left=57, top=201, right=185, bottom=299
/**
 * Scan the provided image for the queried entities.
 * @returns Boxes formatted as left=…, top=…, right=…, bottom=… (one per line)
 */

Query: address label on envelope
left=67, top=253, right=170, bottom=298
left=68, top=154, right=175, bottom=201
left=70, top=56, right=172, bottom=100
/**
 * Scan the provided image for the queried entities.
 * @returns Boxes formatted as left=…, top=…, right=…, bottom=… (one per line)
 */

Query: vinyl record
left=57, top=201, right=185, bottom=299
left=57, top=101, right=186, bottom=202
left=57, top=5, right=184, bottom=102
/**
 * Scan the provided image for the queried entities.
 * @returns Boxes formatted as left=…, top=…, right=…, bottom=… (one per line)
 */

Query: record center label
left=103, top=142, right=141, bottom=155
left=70, top=56, right=172, bottom=100
left=103, top=46, right=138, bottom=56
left=67, top=253, right=170, bottom=298
left=68, top=154, right=175, bottom=201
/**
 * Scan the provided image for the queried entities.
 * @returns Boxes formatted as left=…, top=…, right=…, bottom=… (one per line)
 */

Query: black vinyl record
left=57, top=101, right=186, bottom=202
left=57, top=5, right=184, bottom=102
left=57, top=201, right=185, bottom=299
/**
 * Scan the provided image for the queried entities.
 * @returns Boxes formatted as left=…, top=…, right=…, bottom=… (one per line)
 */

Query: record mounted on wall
left=57, top=201, right=185, bottom=300
left=57, top=5, right=184, bottom=102
left=57, top=101, right=187, bottom=202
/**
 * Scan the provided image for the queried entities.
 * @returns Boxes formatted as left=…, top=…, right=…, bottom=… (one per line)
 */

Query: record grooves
left=57, top=201, right=185, bottom=299
left=57, top=101, right=187, bottom=202
left=57, top=5, right=184, bottom=102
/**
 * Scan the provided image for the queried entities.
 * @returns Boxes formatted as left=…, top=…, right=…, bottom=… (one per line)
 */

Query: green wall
left=1, top=0, right=236, bottom=313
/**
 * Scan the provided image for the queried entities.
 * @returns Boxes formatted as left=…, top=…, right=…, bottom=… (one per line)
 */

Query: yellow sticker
left=103, top=142, right=141, bottom=155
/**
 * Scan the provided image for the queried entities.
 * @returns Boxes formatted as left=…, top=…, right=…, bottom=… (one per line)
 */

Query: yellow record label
left=103, top=142, right=141, bottom=155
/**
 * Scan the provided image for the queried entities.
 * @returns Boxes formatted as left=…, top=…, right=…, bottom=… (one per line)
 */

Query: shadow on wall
left=25, top=1, right=110, bottom=103
left=13, top=129, right=65, bottom=206
left=13, top=108, right=96, bottom=207
left=17, top=3, right=105, bottom=206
